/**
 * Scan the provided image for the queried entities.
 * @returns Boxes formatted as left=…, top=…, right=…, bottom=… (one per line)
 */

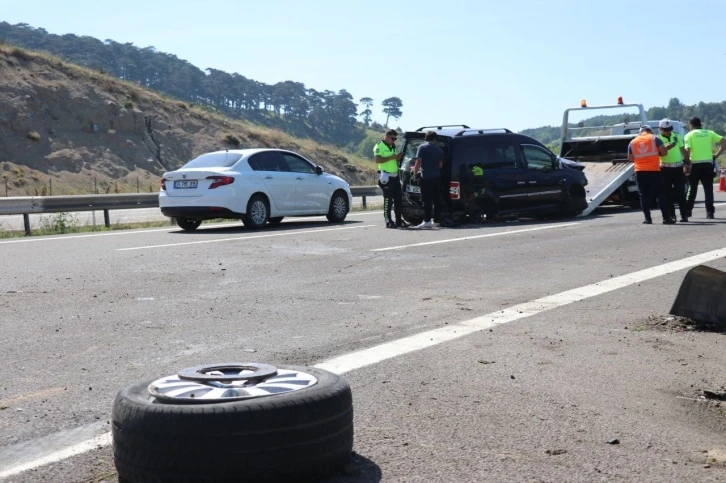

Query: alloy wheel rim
left=148, top=363, right=317, bottom=404
left=251, top=200, right=267, bottom=225
left=333, top=196, right=346, bottom=218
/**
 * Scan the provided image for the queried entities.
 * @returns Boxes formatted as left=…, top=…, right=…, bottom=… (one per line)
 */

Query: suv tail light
left=207, top=176, right=235, bottom=189
left=161, top=178, right=167, bottom=191
left=449, top=181, right=460, bottom=200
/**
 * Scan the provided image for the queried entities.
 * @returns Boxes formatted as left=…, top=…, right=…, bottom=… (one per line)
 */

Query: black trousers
left=379, top=176, right=402, bottom=223
left=636, top=171, right=669, bottom=222
left=687, top=162, right=716, bottom=215
left=661, top=166, right=688, bottom=219
left=420, top=177, right=441, bottom=222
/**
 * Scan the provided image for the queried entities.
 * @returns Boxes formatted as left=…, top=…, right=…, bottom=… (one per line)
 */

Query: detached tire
left=112, top=366, right=353, bottom=483
left=176, top=218, right=202, bottom=231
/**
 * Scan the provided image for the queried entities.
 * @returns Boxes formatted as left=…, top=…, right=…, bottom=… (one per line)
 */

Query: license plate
left=406, top=185, right=421, bottom=194
left=174, top=180, right=197, bottom=189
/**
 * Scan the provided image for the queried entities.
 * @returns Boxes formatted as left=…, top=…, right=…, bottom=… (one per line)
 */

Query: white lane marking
left=4, top=245, right=726, bottom=478
left=0, top=433, right=111, bottom=479
left=317, top=246, right=726, bottom=374
left=372, top=223, right=579, bottom=252
left=118, top=225, right=376, bottom=251
left=0, top=212, right=382, bottom=245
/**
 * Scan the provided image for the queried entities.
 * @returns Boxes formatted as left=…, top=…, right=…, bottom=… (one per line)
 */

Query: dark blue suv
left=399, top=126, right=589, bottom=225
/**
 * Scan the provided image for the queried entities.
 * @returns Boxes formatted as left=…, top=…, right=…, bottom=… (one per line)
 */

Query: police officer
left=684, top=116, right=726, bottom=219
left=628, top=125, right=671, bottom=224
left=374, top=129, right=406, bottom=228
left=656, top=118, right=691, bottom=222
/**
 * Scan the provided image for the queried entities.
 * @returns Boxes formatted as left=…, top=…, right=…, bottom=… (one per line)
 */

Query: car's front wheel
left=176, top=218, right=202, bottom=231
left=242, top=194, right=270, bottom=229
left=326, top=191, right=349, bottom=222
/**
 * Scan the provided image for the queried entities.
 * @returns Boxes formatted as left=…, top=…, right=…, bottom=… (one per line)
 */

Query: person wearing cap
left=628, top=125, right=672, bottom=224
left=684, top=116, right=726, bottom=219
left=657, top=118, right=691, bottom=222
left=374, top=129, right=406, bottom=228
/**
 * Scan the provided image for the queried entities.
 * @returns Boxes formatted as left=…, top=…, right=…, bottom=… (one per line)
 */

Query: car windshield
left=182, top=152, right=243, bottom=169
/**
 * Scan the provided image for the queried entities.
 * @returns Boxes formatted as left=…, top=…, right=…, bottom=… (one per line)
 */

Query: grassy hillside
left=0, top=45, right=378, bottom=197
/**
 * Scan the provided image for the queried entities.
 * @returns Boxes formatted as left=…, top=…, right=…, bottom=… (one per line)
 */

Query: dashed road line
left=371, top=222, right=579, bottom=252
left=117, top=224, right=376, bottom=251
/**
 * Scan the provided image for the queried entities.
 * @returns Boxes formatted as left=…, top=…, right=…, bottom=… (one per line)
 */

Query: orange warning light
left=580, top=99, right=587, bottom=108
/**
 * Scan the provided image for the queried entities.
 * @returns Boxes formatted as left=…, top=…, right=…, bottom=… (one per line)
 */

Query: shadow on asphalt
left=168, top=219, right=366, bottom=235
left=319, top=452, right=382, bottom=483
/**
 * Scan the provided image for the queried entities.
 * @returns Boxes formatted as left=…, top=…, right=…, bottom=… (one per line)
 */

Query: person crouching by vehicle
left=628, top=125, right=672, bottom=225
left=657, top=118, right=691, bottom=222
left=412, top=131, right=444, bottom=229
left=374, top=129, right=406, bottom=228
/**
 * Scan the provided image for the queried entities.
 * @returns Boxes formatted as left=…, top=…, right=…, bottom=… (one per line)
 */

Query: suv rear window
left=182, top=152, right=244, bottom=169
left=401, top=137, right=448, bottom=172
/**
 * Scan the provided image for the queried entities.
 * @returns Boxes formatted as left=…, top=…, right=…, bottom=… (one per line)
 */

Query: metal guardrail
left=0, top=186, right=382, bottom=236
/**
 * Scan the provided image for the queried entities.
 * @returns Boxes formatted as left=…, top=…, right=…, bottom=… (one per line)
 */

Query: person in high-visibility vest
left=628, top=125, right=672, bottom=224
left=374, top=129, right=406, bottom=228
left=657, top=118, right=691, bottom=222
left=684, top=116, right=726, bottom=219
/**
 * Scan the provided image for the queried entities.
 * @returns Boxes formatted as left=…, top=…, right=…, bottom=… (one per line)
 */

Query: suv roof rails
left=416, top=124, right=470, bottom=131
left=454, top=128, right=513, bottom=136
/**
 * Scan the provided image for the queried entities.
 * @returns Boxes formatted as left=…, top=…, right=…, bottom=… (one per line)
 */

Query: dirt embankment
left=0, top=46, right=374, bottom=196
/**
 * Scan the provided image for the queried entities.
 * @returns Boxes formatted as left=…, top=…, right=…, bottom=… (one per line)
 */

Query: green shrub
left=224, top=134, right=241, bottom=147
left=39, top=212, right=79, bottom=234
left=124, top=101, right=133, bottom=109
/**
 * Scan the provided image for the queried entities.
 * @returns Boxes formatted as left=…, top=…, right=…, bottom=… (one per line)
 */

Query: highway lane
left=1, top=195, right=726, bottom=481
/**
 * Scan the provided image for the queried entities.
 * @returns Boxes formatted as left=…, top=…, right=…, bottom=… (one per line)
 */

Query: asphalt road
left=0, top=197, right=384, bottom=232
left=1, top=194, right=726, bottom=482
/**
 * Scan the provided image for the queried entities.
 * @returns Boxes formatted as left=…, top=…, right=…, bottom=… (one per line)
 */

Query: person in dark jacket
left=412, top=131, right=444, bottom=228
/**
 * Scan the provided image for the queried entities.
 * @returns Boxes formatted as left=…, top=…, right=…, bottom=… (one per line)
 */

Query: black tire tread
left=112, top=366, right=353, bottom=482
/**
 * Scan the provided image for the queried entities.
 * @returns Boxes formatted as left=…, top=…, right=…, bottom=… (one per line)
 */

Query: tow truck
left=558, top=98, right=687, bottom=216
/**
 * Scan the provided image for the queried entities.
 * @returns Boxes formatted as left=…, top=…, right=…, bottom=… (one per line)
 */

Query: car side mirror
left=315, top=166, right=324, bottom=175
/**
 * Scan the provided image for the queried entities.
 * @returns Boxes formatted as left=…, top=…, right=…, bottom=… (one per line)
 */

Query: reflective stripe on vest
left=631, top=134, right=661, bottom=171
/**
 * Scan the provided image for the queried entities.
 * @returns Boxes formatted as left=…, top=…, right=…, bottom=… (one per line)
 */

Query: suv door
left=281, top=152, right=329, bottom=213
left=454, top=141, right=527, bottom=213
left=247, top=151, right=297, bottom=212
left=521, top=144, right=563, bottom=209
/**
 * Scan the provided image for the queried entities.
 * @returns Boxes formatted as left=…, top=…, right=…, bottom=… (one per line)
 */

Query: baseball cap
left=659, top=118, right=673, bottom=129
left=639, top=125, right=653, bottom=133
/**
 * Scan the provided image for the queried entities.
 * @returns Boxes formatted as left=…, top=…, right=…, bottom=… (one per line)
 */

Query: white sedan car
left=159, top=149, right=353, bottom=231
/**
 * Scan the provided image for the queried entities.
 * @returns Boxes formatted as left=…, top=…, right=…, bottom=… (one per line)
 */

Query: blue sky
left=2, top=0, right=725, bottom=132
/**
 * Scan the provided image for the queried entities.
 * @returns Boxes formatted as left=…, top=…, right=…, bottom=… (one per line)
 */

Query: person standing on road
left=684, top=116, right=726, bottom=219
left=374, top=129, right=406, bottom=228
left=628, top=125, right=672, bottom=225
left=412, top=131, right=444, bottom=229
left=656, top=118, right=691, bottom=222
